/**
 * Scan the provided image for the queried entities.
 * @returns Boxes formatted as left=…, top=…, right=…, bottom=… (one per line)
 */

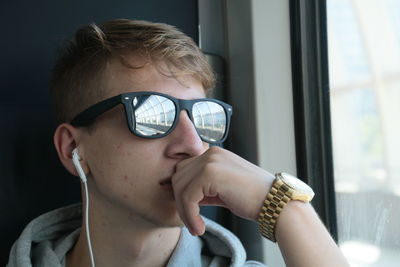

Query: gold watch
left=258, top=172, right=315, bottom=242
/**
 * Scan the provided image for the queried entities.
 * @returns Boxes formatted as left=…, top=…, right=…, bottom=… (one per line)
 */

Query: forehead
left=102, top=55, right=206, bottom=100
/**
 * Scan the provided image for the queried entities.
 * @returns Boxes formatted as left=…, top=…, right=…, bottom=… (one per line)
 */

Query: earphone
left=72, top=148, right=87, bottom=182
left=71, top=148, right=96, bottom=267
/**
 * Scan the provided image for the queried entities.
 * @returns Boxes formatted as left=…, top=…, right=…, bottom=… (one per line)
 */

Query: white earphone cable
left=83, top=180, right=96, bottom=267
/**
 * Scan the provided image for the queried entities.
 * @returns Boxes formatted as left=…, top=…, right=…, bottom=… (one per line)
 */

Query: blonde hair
left=50, top=19, right=215, bottom=123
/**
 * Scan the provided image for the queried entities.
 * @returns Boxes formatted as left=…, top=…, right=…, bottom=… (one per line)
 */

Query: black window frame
left=289, top=0, right=338, bottom=241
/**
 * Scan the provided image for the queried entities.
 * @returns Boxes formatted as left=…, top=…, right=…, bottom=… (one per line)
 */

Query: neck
left=66, top=188, right=181, bottom=267
left=67, top=224, right=181, bottom=267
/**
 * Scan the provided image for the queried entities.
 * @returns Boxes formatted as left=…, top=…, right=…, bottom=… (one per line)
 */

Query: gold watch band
left=258, top=176, right=293, bottom=242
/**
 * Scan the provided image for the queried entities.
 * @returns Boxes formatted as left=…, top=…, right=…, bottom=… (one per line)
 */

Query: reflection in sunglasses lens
left=134, top=95, right=176, bottom=137
left=193, top=101, right=226, bottom=142
left=132, top=95, right=227, bottom=142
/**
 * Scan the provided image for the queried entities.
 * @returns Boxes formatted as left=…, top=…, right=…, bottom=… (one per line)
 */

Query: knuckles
left=172, top=146, right=227, bottom=186
left=205, top=145, right=224, bottom=155
left=203, top=146, right=225, bottom=163
left=201, top=161, right=219, bottom=178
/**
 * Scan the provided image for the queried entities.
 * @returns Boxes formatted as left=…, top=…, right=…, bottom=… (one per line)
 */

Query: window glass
left=327, top=0, right=400, bottom=266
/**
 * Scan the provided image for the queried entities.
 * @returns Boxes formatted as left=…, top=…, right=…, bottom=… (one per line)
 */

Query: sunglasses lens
left=133, top=94, right=176, bottom=137
left=192, top=101, right=227, bottom=142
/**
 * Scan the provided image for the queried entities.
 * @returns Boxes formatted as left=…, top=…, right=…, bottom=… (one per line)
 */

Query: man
left=8, top=19, right=349, bottom=267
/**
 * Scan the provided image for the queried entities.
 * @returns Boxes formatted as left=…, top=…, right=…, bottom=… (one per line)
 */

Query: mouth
left=159, top=177, right=173, bottom=191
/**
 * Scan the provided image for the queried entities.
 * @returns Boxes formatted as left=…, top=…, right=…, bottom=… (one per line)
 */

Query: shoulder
left=7, top=204, right=82, bottom=267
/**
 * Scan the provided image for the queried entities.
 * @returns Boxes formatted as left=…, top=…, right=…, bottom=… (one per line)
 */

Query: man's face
left=79, top=56, right=209, bottom=228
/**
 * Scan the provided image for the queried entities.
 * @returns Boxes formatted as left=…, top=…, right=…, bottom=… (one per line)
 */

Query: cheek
left=87, top=147, right=152, bottom=204
left=83, top=124, right=169, bottom=191
left=87, top=139, right=162, bottom=188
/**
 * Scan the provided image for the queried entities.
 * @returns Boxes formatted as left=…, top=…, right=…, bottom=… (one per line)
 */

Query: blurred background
left=328, top=0, right=400, bottom=266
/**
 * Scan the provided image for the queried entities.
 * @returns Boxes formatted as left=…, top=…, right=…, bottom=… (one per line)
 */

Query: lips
left=159, top=177, right=172, bottom=185
left=159, top=177, right=173, bottom=191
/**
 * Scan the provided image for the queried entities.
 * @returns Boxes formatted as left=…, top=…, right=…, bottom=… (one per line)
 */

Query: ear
left=53, top=123, right=90, bottom=178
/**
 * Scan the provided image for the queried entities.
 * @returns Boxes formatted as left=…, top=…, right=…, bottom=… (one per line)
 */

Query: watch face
left=280, top=172, right=315, bottom=197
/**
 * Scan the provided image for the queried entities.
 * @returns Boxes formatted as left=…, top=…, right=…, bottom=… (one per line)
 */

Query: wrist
left=257, top=173, right=314, bottom=242
left=251, top=173, right=275, bottom=222
left=275, top=200, right=313, bottom=240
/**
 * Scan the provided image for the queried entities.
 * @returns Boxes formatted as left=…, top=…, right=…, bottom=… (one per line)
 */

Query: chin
left=140, top=215, right=184, bottom=230
left=140, top=203, right=184, bottom=229
left=160, top=218, right=185, bottom=229
left=153, top=211, right=184, bottom=229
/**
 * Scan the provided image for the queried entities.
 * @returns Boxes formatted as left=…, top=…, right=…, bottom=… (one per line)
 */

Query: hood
left=7, top=204, right=82, bottom=267
left=7, top=204, right=264, bottom=267
left=168, top=217, right=249, bottom=267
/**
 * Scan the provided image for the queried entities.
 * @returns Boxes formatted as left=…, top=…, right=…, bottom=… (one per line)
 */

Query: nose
left=164, top=111, right=207, bottom=159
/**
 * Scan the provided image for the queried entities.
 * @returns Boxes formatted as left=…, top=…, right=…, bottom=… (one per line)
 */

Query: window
left=327, top=0, right=400, bottom=265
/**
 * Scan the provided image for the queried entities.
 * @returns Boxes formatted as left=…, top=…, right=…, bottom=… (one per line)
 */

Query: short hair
left=50, top=19, right=215, bottom=124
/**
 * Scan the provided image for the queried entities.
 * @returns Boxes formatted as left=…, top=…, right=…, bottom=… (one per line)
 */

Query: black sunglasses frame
left=70, top=91, right=233, bottom=144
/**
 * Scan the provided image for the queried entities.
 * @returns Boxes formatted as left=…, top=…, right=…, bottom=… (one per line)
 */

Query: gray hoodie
left=7, top=204, right=266, bottom=267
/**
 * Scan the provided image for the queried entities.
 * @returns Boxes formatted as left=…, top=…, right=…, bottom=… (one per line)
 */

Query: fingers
left=172, top=153, right=221, bottom=236
left=174, top=152, right=201, bottom=174
left=171, top=146, right=274, bottom=235
left=172, top=170, right=210, bottom=235
left=176, top=182, right=206, bottom=236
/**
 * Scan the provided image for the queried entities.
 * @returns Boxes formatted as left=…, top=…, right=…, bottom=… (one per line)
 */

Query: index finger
left=175, top=150, right=205, bottom=171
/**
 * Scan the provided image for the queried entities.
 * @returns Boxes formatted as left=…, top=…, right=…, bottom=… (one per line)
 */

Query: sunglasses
left=70, top=91, right=233, bottom=144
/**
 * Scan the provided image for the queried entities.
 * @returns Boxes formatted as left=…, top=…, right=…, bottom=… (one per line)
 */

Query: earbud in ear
left=72, top=148, right=95, bottom=267
left=72, top=148, right=87, bottom=183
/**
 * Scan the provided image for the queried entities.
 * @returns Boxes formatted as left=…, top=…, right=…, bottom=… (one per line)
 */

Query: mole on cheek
left=123, top=175, right=128, bottom=182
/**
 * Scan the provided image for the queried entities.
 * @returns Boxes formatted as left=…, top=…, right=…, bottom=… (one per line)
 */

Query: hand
left=171, top=146, right=275, bottom=236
